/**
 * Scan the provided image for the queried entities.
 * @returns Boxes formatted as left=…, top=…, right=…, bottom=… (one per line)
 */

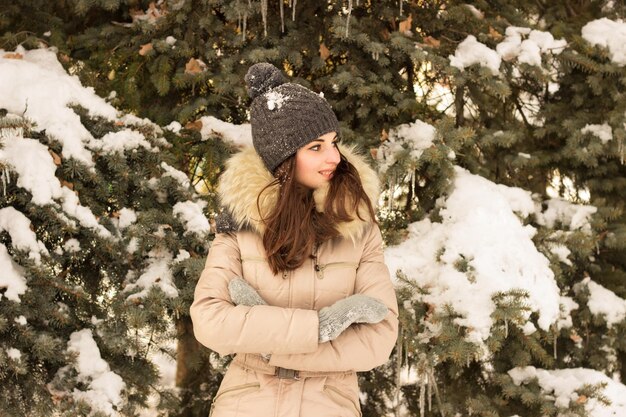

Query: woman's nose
left=326, top=146, right=340, bottom=164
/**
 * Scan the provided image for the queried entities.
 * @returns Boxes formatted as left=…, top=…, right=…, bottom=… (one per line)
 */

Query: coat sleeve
left=190, top=232, right=319, bottom=356
left=268, top=224, right=399, bottom=372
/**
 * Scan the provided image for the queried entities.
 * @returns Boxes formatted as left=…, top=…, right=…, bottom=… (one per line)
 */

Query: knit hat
left=245, top=63, right=340, bottom=173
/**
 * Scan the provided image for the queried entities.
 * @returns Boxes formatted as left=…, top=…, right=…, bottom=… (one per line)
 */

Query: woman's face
left=295, top=131, right=340, bottom=189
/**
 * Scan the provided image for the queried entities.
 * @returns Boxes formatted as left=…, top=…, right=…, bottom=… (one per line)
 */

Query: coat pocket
left=315, top=262, right=358, bottom=304
left=209, top=382, right=261, bottom=417
left=323, top=384, right=362, bottom=417
left=315, top=262, right=358, bottom=280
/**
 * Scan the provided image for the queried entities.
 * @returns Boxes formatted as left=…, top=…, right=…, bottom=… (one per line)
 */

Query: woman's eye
left=310, top=145, right=320, bottom=151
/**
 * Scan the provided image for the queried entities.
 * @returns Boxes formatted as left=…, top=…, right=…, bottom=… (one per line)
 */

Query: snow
left=199, top=115, right=252, bottom=147
left=577, top=278, right=626, bottom=328
left=117, top=208, right=138, bottom=229
left=0, top=206, right=48, bottom=262
left=0, top=245, right=29, bottom=302
left=67, top=329, right=126, bottom=416
left=582, top=123, right=613, bottom=144
left=14, top=315, right=27, bottom=325
left=0, top=130, right=112, bottom=238
left=60, top=187, right=112, bottom=238
left=160, top=162, right=190, bottom=189
left=376, top=119, right=436, bottom=173
left=63, top=238, right=81, bottom=253
left=493, top=183, right=537, bottom=218
left=173, top=200, right=211, bottom=236
left=522, top=322, right=536, bottom=335
left=535, top=198, right=597, bottom=231
left=164, top=121, right=182, bottom=133
left=550, top=243, right=573, bottom=266
left=0, top=47, right=117, bottom=168
left=449, top=35, right=502, bottom=75
left=125, top=249, right=178, bottom=300
left=557, top=296, right=579, bottom=330
left=6, top=348, right=22, bottom=361
left=174, top=249, right=191, bottom=263
left=137, top=343, right=177, bottom=417
left=582, top=18, right=626, bottom=66
left=508, top=366, right=626, bottom=417
left=0, top=137, right=60, bottom=205
left=451, top=27, right=565, bottom=73
left=266, top=91, right=289, bottom=110
left=127, top=237, right=139, bottom=254
left=90, top=129, right=156, bottom=155
left=150, top=349, right=177, bottom=386
left=497, top=27, right=566, bottom=66
left=385, top=167, right=561, bottom=344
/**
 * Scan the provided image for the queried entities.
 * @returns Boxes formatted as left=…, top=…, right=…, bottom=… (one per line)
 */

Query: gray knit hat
left=245, top=63, right=340, bottom=173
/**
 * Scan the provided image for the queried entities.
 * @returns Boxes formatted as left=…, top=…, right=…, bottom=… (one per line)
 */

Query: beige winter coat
left=190, top=145, right=399, bottom=417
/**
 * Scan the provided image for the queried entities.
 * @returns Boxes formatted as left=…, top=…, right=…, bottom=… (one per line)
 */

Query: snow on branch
left=386, top=167, right=561, bottom=345
left=65, top=329, right=126, bottom=416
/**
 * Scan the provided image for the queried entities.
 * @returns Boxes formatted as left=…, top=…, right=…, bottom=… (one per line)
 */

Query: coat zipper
left=313, top=242, right=321, bottom=278
left=315, top=262, right=358, bottom=280
left=323, top=384, right=362, bottom=417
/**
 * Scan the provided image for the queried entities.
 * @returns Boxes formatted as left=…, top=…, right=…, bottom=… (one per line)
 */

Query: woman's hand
left=228, top=277, right=267, bottom=306
left=318, top=294, right=388, bottom=343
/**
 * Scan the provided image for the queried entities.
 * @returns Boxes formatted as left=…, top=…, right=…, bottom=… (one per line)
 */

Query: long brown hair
left=257, top=151, right=377, bottom=275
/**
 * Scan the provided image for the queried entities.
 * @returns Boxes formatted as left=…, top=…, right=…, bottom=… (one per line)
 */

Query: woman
left=190, top=63, right=398, bottom=417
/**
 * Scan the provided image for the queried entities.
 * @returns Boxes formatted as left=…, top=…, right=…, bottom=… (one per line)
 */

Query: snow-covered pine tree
left=0, top=48, right=218, bottom=416
left=377, top=116, right=624, bottom=417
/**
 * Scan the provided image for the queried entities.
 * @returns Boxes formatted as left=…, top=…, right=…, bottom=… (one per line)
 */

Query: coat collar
left=217, top=144, right=379, bottom=242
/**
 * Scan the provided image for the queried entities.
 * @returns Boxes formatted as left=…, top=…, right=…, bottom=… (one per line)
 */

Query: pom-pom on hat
left=245, top=63, right=340, bottom=173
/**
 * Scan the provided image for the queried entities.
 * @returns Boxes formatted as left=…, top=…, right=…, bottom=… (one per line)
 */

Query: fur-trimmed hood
left=217, top=145, right=380, bottom=242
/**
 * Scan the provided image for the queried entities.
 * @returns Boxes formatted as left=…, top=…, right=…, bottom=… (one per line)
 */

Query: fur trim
left=217, top=145, right=379, bottom=241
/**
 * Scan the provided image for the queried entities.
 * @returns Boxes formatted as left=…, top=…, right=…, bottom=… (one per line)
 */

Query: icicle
left=280, top=0, right=285, bottom=33
left=292, top=0, right=297, bottom=21
left=242, top=1, right=250, bottom=42
left=426, top=367, right=434, bottom=413
left=419, top=376, right=426, bottom=417
left=504, top=318, right=508, bottom=338
left=619, top=134, right=624, bottom=165
left=345, top=0, right=353, bottom=38
left=236, top=0, right=241, bottom=31
left=242, top=11, right=247, bottom=41
left=553, top=330, right=557, bottom=359
left=400, top=0, right=403, bottom=16
left=261, top=0, right=268, bottom=37
left=427, top=366, right=446, bottom=417
left=1, top=167, right=8, bottom=196
left=388, top=176, right=395, bottom=211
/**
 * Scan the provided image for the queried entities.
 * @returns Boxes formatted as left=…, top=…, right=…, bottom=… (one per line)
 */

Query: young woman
left=190, top=63, right=398, bottom=417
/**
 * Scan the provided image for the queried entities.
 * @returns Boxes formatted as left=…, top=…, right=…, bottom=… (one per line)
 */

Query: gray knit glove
left=228, top=277, right=267, bottom=306
left=228, top=278, right=271, bottom=361
left=318, top=294, right=388, bottom=343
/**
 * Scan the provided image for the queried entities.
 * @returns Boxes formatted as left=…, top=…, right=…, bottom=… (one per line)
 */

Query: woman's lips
left=319, top=170, right=335, bottom=179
